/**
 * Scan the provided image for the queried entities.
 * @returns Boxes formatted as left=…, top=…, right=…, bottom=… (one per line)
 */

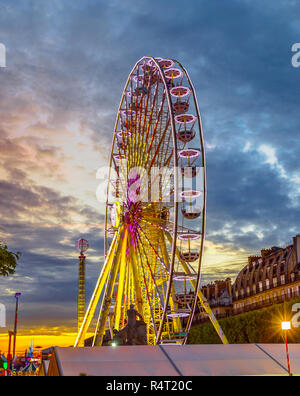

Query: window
left=273, top=277, right=277, bottom=287
left=281, top=275, right=285, bottom=285
left=291, top=273, right=295, bottom=282
left=259, top=282, right=263, bottom=292
left=266, top=279, right=270, bottom=289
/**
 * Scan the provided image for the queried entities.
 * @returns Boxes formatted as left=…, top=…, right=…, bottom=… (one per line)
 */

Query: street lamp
left=281, top=321, right=292, bottom=376
left=13, top=293, right=21, bottom=361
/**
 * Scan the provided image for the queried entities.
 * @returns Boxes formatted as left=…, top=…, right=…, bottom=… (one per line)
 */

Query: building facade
left=194, top=234, right=300, bottom=322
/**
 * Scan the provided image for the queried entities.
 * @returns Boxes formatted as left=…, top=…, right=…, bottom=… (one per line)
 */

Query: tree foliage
left=0, top=242, right=20, bottom=276
left=188, top=296, right=300, bottom=344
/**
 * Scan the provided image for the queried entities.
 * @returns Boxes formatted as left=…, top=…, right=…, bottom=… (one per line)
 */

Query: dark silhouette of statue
left=111, top=304, right=147, bottom=345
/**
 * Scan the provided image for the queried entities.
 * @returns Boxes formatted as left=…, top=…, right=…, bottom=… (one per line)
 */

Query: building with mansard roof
left=191, top=234, right=300, bottom=323
left=232, top=234, right=300, bottom=316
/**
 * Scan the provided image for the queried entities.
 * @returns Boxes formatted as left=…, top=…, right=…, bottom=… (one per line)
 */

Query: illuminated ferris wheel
left=74, top=56, right=228, bottom=347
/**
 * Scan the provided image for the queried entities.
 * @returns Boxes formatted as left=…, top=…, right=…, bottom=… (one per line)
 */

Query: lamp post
left=7, top=330, right=13, bottom=375
left=12, top=293, right=21, bottom=362
left=281, top=321, right=292, bottom=376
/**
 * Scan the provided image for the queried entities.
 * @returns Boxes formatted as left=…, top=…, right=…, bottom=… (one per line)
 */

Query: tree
left=0, top=242, right=20, bottom=276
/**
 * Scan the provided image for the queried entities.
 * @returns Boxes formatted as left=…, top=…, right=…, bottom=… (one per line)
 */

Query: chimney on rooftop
left=293, top=235, right=300, bottom=264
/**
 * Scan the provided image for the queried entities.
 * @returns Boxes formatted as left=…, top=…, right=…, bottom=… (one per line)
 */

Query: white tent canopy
left=46, top=344, right=300, bottom=376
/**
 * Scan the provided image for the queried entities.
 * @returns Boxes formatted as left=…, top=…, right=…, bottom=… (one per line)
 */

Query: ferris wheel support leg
left=114, top=255, right=128, bottom=331
left=165, top=231, right=229, bottom=345
left=194, top=288, right=229, bottom=344
left=94, top=228, right=128, bottom=346
left=74, top=232, right=119, bottom=347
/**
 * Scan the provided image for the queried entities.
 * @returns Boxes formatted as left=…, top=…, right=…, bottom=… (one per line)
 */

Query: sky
left=0, top=0, right=300, bottom=352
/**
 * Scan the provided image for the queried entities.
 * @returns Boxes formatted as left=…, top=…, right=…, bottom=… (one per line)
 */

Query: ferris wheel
left=74, top=56, right=228, bottom=347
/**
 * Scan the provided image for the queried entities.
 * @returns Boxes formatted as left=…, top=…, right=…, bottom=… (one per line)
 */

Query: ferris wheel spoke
left=112, top=151, right=129, bottom=201
left=135, top=237, right=158, bottom=339
left=159, top=230, right=182, bottom=334
left=131, top=76, right=155, bottom=168
left=144, top=117, right=170, bottom=171
left=120, top=262, right=130, bottom=329
left=114, top=252, right=128, bottom=331
left=135, top=228, right=167, bottom=306
left=148, top=118, right=171, bottom=171
left=139, top=91, right=167, bottom=169
left=160, top=132, right=173, bottom=169
left=128, top=241, right=144, bottom=315
left=136, top=224, right=169, bottom=273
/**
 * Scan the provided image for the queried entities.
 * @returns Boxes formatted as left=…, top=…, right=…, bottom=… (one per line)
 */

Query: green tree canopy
left=0, top=242, right=20, bottom=276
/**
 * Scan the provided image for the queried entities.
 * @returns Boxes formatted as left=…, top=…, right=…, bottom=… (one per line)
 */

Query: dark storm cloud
left=206, top=143, right=300, bottom=249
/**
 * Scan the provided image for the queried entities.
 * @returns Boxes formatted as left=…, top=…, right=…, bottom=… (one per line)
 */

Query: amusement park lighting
left=111, top=341, right=118, bottom=347
left=281, top=321, right=291, bottom=330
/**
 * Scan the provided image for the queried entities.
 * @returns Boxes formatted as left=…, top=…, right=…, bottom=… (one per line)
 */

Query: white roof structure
left=46, top=344, right=300, bottom=376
